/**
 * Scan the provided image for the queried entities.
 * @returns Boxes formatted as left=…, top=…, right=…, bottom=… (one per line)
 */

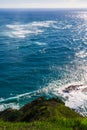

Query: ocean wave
left=5, top=25, right=43, bottom=38
left=59, top=83, right=87, bottom=116
left=0, top=103, right=20, bottom=111
left=41, top=81, right=87, bottom=116
left=30, top=21, right=57, bottom=28
left=53, top=24, right=72, bottom=29
left=4, top=21, right=73, bottom=38
left=5, top=21, right=57, bottom=38
left=0, top=90, right=46, bottom=111
left=0, top=80, right=87, bottom=116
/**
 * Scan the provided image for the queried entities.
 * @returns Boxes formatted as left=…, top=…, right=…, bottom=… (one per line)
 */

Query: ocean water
left=0, top=9, right=87, bottom=116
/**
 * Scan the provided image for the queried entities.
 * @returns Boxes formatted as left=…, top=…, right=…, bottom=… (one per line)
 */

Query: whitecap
left=52, top=23, right=72, bottom=30
left=0, top=91, right=39, bottom=111
left=0, top=98, right=4, bottom=102
left=5, top=20, right=57, bottom=38
left=6, top=24, right=44, bottom=38
left=0, top=103, right=20, bottom=111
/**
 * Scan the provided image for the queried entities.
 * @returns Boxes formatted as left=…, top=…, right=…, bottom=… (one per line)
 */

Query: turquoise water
left=0, top=9, right=87, bottom=115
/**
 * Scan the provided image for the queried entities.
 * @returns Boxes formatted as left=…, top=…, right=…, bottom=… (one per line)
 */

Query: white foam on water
left=0, top=91, right=40, bottom=111
left=3, top=21, right=73, bottom=38
left=52, top=23, right=72, bottom=30
left=39, top=81, right=87, bottom=116
left=5, top=21, right=57, bottom=38
left=30, top=21, right=57, bottom=28
left=58, top=84, right=87, bottom=116
left=8, top=30, right=43, bottom=38
left=6, top=24, right=44, bottom=38
left=0, top=103, right=20, bottom=111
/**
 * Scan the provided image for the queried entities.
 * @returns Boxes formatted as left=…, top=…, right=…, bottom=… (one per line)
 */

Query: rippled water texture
left=0, top=9, right=87, bottom=116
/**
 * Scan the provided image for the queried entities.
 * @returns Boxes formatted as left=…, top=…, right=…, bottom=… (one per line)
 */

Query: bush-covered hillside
left=0, top=97, right=87, bottom=130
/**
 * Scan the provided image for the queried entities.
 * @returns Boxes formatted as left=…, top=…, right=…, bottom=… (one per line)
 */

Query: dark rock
left=63, top=84, right=83, bottom=93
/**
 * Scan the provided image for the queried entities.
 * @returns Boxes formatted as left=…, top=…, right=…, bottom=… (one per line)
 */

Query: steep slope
left=0, top=97, right=82, bottom=122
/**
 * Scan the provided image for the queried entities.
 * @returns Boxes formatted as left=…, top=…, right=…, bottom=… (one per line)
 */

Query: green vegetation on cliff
left=0, top=97, right=87, bottom=130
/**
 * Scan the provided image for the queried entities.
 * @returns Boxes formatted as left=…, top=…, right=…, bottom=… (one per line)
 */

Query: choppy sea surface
left=0, top=9, right=87, bottom=116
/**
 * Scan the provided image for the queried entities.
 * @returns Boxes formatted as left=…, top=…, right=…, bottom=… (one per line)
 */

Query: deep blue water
left=0, top=9, right=87, bottom=114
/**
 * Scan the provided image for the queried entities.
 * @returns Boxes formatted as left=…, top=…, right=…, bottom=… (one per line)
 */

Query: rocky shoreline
left=63, top=84, right=87, bottom=93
